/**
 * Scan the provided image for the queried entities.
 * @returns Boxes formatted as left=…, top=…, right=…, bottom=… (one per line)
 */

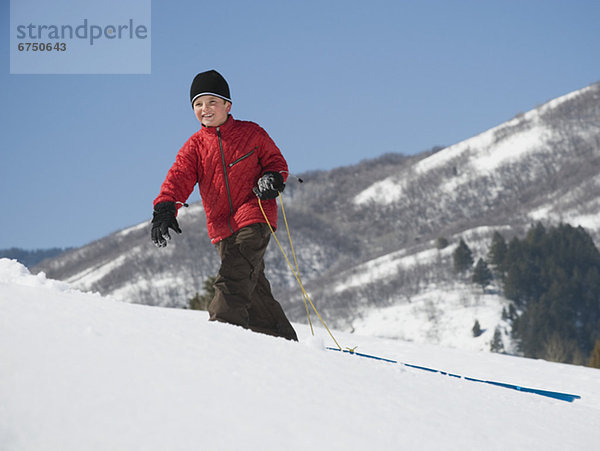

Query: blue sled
left=326, top=347, right=581, bottom=403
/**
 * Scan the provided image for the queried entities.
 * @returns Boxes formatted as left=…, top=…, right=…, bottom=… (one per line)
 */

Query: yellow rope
left=278, top=193, right=314, bottom=335
left=258, top=194, right=342, bottom=350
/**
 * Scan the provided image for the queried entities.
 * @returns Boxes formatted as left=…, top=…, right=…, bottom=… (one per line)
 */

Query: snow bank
left=1, top=259, right=599, bottom=451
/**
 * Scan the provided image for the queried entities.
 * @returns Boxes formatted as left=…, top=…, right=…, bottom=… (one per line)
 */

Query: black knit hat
left=190, top=70, right=231, bottom=106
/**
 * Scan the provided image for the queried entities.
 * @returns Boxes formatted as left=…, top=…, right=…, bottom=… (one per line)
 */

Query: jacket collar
left=200, top=114, right=235, bottom=135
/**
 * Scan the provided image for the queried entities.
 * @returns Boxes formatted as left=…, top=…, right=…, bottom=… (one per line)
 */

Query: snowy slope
left=2, top=259, right=599, bottom=451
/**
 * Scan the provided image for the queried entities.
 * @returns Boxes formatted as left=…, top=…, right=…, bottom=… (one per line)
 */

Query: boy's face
left=193, top=95, right=231, bottom=127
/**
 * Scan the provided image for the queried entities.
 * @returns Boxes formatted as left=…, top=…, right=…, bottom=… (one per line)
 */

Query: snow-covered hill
left=1, top=259, right=599, bottom=450
left=33, top=81, right=600, bottom=356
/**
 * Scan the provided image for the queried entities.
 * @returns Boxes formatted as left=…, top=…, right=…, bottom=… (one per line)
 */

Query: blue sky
left=1, top=0, right=599, bottom=250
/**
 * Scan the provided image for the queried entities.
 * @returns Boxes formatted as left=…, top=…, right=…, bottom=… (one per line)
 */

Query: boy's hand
left=151, top=201, right=182, bottom=247
left=253, top=171, right=285, bottom=200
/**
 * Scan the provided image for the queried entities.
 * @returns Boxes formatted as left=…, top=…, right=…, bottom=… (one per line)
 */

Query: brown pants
left=208, top=223, right=298, bottom=341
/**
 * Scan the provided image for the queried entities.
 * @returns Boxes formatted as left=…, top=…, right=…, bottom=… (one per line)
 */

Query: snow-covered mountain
left=1, top=259, right=599, bottom=451
left=34, top=82, right=600, bottom=354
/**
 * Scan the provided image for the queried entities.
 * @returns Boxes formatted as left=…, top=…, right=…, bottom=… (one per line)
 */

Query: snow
left=332, top=240, right=461, bottom=294
left=537, top=85, right=593, bottom=115
left=65, top=253, right=130, bottom=288
left=115, top=221, right=148, bottom=237
left=352, top=282, right=514, bottom=352
left=353, top=177, right=405, bottom=205
left=1, top=258, right=599, bottom=451
left=529, top=201, right=600, bottom=233
left=571, top=213, right=600, bottom=231
left=331, top=226, right=516, bottom=352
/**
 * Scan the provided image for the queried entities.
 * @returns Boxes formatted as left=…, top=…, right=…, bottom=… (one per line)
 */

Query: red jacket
left=154, top=115, right=288, bottom=244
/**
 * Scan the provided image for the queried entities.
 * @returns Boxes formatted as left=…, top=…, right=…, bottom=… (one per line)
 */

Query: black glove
left=151, top=201, right=182, bottom=247
left=253, top=171, right=285, bottom=200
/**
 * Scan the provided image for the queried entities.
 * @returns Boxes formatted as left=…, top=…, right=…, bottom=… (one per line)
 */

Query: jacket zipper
left=228, top=148, right=256, bottom=167
left=217, top=127, right=235, bottom=234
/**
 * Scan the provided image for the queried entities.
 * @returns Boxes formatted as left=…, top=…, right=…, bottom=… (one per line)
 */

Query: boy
left=151, top=70, right=298, bottom=341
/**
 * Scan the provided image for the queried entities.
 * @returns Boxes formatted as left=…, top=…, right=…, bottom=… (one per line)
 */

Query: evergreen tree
left=472, top=258, right=493, bottom=291
left=472, top=319, right=483, bottom=337
left=490, top=327, right=504, bottom=353
left=189, top=276, right=217, bottom=311
left=526, top=222, right=546, bottom=248
left=453, top=238, right=474, bottom=274
left=503, top=236, right=543, bottom=306
left=503, top=223, right=600, bottom=364
left=488, top=231, right=508, bottom=278
left=508, top=303, right=517, bottom=321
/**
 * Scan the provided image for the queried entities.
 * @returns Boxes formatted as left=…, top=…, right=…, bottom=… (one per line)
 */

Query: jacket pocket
left=229, top=148, right=256, bottom=167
